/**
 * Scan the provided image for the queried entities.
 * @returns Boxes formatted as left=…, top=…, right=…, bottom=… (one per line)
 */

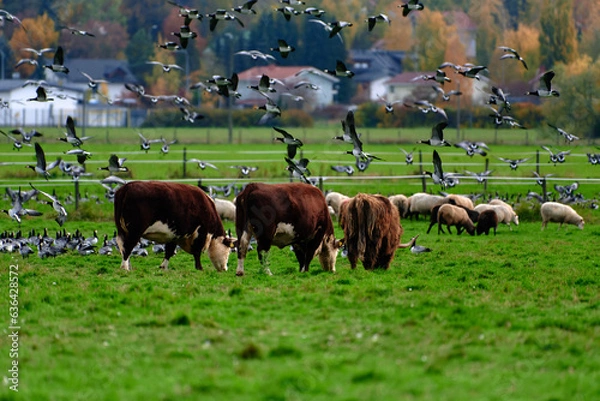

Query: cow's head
left=207, top=235, right=234, bottom=272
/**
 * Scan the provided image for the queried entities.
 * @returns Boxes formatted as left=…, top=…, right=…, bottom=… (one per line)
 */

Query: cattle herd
left=108, top=179, right=585, bottom=274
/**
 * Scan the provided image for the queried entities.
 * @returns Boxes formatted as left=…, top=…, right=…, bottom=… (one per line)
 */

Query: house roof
left=349, top=49, right=404, bottom=83
left=237, top=65, right=339, bottom=83
left=65, top=59, right=138, bottom=84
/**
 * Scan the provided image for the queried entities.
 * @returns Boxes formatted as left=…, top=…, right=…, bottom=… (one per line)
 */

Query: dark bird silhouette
left=273, top=127, right=303, bottom=159
left=399, top=0, right=424, bottom=17
left=324, top=60, right=354, bottom=78
left=526, top=70, right=559, bottom=97
left=417, top=122, right=451, bottom=146
left=44, top=46, right=69, bottom=74
left=27, top=143, right=61, bottom=180
left=59, top=116, right=92, bottom=147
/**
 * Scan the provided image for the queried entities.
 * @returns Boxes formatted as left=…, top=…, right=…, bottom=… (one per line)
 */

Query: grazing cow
left=114, top=181, right=233, bottom=271
left=235, top=182, right=338, bottom=275
left=339, top=193, right=406, bottom=270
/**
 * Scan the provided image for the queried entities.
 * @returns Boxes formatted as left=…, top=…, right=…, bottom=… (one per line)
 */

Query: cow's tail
left=113, top=183, right=129, bottom=234
left=350, top=193, right=378, bottom=261
left=234, top=191, right=247, bottom=240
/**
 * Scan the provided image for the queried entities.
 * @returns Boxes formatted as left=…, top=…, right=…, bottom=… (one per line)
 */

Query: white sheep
left=407, top=193, right=445, bottom=219
left=214, top=198, right=236, bottom=221
left=388, top=194, right=409, bottom=217
left=474, top=203, right=519, bottom=230
left=325, top=191, right=350, bottom=216
left=541, top=202, right=585, bottom=230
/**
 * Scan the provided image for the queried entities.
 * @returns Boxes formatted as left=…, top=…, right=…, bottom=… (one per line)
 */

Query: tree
left=469, top=0, right=505, bottom=67
left=411, top=10, right=450, bottom=70
left=491, top=24, right=540, bottom=83
left=9, top=13, right=59, bottom=78
left=539, top=0, right=578, bottom=68
left=126, top=28, right=155, bottom=84
left=542, top=55, right=600, bottom=138
left=58, top=20, right=129, bottom=59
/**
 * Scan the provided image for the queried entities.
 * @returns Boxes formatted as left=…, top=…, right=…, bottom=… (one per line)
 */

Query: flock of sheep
left=324, top=190, right=585, bottom=238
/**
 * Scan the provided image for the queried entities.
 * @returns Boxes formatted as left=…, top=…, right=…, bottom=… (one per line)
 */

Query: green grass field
left=1, top=127, right=599, bottom=400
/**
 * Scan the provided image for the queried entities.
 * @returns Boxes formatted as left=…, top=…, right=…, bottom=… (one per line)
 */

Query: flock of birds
left=0, top=1, right=598, bottom=258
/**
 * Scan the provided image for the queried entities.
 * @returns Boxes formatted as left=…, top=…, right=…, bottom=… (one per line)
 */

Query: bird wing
left=34, top=142, right=46, bottom=169
left=65, top=116, right=77, bottom=138
left=432, top=150, right=444, bottom=178
left=540, top=71, right=555, bottom=91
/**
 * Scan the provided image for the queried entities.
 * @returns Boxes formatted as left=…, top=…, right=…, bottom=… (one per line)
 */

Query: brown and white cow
left=339, top=193, right=411, bottom=270
left=235, top=182, right=338, bottom=275
left=114, top=181, right=233, bottom=271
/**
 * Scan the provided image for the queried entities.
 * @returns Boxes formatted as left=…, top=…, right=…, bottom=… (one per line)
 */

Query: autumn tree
left=469, top=0, right=505, bottom=67
left=144, top=34, right=184, bottom=99
left=491, top=24, right=540, bottom=83
left=541, top=55, right=600, bottom=138
left=410, top=10, right=450, bottom=71
left=573, top=0, right=600, bottom=61
left=9, top=13, right=59, bottom=78
left=539, top=0, right=578, bottom=68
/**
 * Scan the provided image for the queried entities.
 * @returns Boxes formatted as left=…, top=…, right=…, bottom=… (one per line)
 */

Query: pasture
left=1, top=127, right=599, bottom=400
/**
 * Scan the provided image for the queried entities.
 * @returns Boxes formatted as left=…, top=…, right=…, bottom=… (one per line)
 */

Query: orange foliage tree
left=9, top=13, right=59, bottom=78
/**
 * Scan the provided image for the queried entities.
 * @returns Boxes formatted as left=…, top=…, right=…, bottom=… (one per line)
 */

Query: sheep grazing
left=436, top=204, right=476, bottom=236
left=427, top=203, right=479, bottom=234
left=474, top=202, right=519, bottom=230
left=488, top=199, right=519, bottom=228
left=406, top=193, right=444, bottom=220
left=388, top=194, right=409, bottom=218
left=325, top=191, right=350, bottom=217
left=214, top=198, right=236, bottom=221
left=541, top=202, right=585, bottom=230
left=444, top=194, right=474, bottom=210
left=477, top=209, right=498, bottom=236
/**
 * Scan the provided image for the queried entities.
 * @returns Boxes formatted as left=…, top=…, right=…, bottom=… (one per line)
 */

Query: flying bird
left=59, top=116, right=92, bottom=147
left=309, top=19, right=352, bottom=43
left=417, top=122, right=451, bottom=147
left=273, top=127, right=303, bottom=159
left=526, top=70, right=559, bottom=97
left=324, top=60, right=354, bottom=78
left=498, top=46, right=528, bottom=70
left=424, top=150, right=447, bottom=189
left=98, top=154, right=129, bottom=173
left=27, top=86, right=53, bottom=102
left=80, top=70, right=108, bottom=89
left=331, top=165, right=355, bottom=175
left=146, top=61, right=184, bottom=73
left=188, top=159, right=218, bottom=170
left=548, top=123, right=579, bottom=143
left=27, top=143, right=61, bottom=180
left=44, top=46, right=69, bottom=74
left=205, top=9, right=244, bottom=31
left=232, top=0, right=258, bottom=14
left=0, top=130, right=30, bottom=151
left=29, top=183, right=67, bottom=226
left=285, top=157, right=311, bottom=183
left=366, top=13, right=391, bottom=31
left=270, top=39, right=295, bottom=59
left=498, top=157, right=530, bottom=170
left=399, top=148, right=414, bottom=165
left=399, top=0, right=425, bottom=17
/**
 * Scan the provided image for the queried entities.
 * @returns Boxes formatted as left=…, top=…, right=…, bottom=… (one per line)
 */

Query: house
left=236, top=65, right=339, bottom=111
left=384, top=71, right=491, bottom=106
left=0, top=59, right=138, bottom=127
left=349, top=49, right=404, bottom=103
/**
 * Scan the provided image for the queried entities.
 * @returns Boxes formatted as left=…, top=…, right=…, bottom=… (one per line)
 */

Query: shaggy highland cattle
left=235, top=182, right=338, bottom=275
left=339, top=193, right=412, bottom=270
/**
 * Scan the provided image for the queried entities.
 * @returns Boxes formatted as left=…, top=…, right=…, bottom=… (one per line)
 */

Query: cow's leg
left=236, top=230, right=252, bottom=276
left=116, top=231, right=139, bottom=271
left=160, top=242, right=177, bottom=270
left=193, top=252, right=203, bottom=270
left=256, top=241, right=273, bottom=275
left=293, top=245, right=308, bottom=272
left=347, top=251, right=358, bottom=270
